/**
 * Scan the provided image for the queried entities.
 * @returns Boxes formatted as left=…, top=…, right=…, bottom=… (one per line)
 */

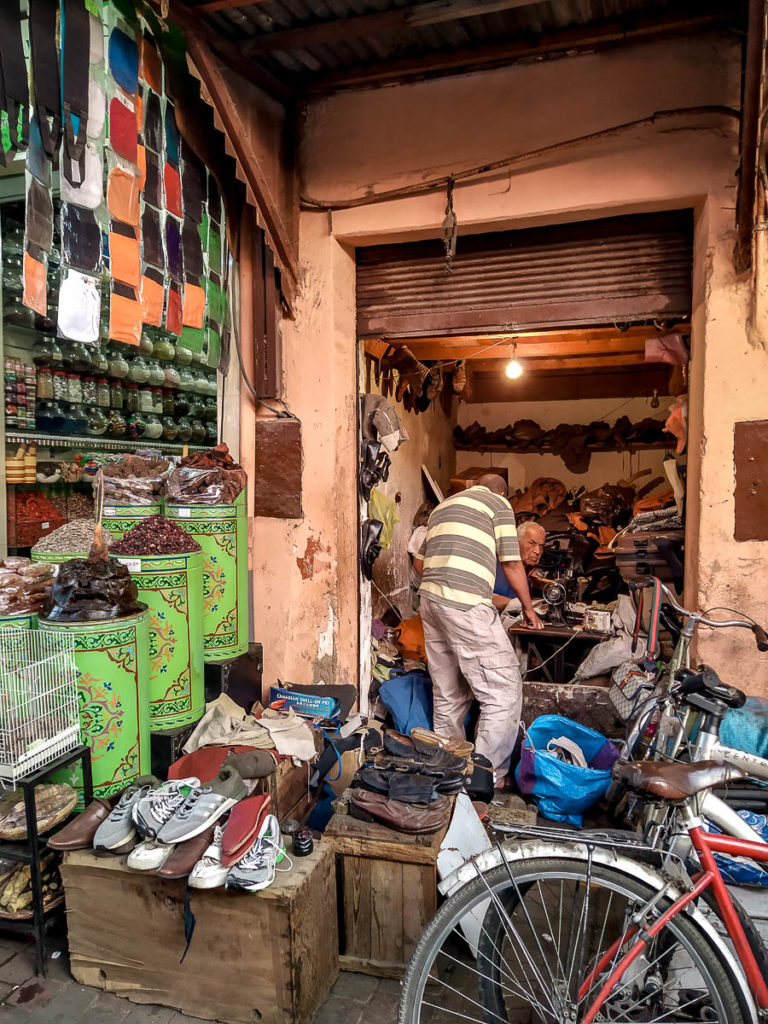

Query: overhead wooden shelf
left=455, top=440, right=674, bottom=455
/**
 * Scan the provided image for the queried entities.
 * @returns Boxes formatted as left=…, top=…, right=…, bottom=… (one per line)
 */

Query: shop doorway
left=357, top=210, right=692, bottom=703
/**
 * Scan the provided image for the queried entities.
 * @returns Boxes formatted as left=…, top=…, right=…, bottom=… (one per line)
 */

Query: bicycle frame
left=581, top=805, right=768, bottom=1024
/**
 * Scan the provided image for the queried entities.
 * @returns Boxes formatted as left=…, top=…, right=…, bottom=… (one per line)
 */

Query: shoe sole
left=93, top=833, right=137, bottom=856
left=157, top=796, right=241, bottom=846
left=225, top=873, right=274, bottom=893
left=410, top=729, right=474, bottom=759
left=127, top=853, right=172, bottom=871
left=188, top=872, right=228, bottom=889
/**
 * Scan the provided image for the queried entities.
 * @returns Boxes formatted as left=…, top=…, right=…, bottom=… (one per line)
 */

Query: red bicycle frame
left=581, top=819, right=768, bottom=1023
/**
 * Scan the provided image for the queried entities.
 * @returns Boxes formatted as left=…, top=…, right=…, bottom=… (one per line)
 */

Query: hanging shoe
left=359, top=440, right=382, bottom=500
left=360, top=520, right=383, bottom=581
left=452, top=360, right=466, bottom=394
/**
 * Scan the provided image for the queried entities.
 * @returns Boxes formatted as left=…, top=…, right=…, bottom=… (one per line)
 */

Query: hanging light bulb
left=505, top=343, right=523, bottom=380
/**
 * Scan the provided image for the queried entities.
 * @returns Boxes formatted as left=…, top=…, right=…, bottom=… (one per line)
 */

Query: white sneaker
left=127, top=839, right=175, bottom=871
left=132, top=777, right=200, bottom=839
left=225, top=814, right=291, bottom=893
left=188, top=825, right=228, bottom=889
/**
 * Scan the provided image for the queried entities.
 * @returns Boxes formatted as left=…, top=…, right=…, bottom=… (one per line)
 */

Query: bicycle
left=398, top=757, right=768, bottom=1024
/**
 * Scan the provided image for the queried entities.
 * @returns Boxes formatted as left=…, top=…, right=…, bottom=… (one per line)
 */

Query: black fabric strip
left=0, top=0, right=29, bottom=159
left=110, top=219, right=136, bottom=240
left=29, top=0, right=62, bottom=157
left=112, top=280, right=136, bottom=300
left=144, top=265, right=163, bottom=286
left=61, top=0, right=90, bottom=173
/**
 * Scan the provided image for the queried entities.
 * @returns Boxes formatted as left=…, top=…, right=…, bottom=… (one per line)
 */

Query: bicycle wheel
left=398, top=856, right=745, bottom=1024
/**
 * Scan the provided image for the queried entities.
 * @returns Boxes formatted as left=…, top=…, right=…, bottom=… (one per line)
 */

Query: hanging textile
left=61, top=0, right=91, bottom=181
left=29, top=0, right=62, bottom=158
left=0, top=0, right=29, bottom=165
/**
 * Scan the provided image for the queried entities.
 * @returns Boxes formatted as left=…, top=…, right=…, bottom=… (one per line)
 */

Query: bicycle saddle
left=675, top=667, right=747, bottom=709
left=612, top=759, right=746, bottom=801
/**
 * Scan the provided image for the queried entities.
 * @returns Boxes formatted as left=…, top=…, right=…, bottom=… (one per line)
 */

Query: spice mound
left=31, top=518, right=112, bottom=555
left=103, top=455, right=170, bottom=505
left=43, top=558, right=143, bottom=622
left=0, top=558, right=54, bottom=616
left=165, top=443, right=246, bottom=505
left=111, top=515, right=201, bottom=555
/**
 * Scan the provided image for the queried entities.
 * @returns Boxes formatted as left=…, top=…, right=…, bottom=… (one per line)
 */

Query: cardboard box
left=448, top=465, right=508, bottom=495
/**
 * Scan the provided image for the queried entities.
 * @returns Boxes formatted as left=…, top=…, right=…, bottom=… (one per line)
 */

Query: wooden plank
left=401, top=863, right=436, bottom=958
left=191, top=0, right=270, bottom=13
left=325, top=812, right=446, bottom=865
left=342, top=855, right=372, bottom=959
left=338, top=955, right=404, bottom=980
left=264, top=243, right=280, bottom=398
left=469, top=353, right=648, bottom=371
left=370, top=859, right=404, bottom=963
left=467, top=367, right=672, bottom=403
left=252, top=224, right=267, bottom=396
left=310, top=12, right=730, bottom=91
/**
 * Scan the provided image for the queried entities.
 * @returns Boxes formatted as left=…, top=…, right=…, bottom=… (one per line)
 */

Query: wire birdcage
left=0, top=629, right=81, bottom=785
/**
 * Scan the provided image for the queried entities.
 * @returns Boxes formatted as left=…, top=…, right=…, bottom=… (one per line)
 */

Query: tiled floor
left=0, top=932, right=400, bottom=1024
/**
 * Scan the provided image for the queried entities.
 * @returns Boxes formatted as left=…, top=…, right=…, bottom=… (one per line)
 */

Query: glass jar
left=151, top=387, right=163, bottom=415
left=85, top=405, right=108, bottom=436
left=176, top=416, right=193, bottom=444
left=67, top=373, right=83, bottom=404
left=153, top=335, right=176, bottom=361
left=95, top=377, right=111, bottom=408
left=107, top=346, right=129, bottom=379
left=188, top=395, right=205, bottom=420
left=138, top=386, right=155, bottom=414
left=2, top=252, right=22, bottom=292
left=32, top=338, right=63, bottom=367
left=161, top=416, right=178, bottom=441
left=52, top=369, right=68, bottom=402
left=174, top=393, right=190, bottom=417
left=125, top=383, right=139, bottom=413
left=162, top=389, right=175, bottom=416
left=82, top=376, right=97, bottom=404
left=138, top=331, right=154, bottom=357
left=205, top=422, right=218, bottom=444
left=177, top=367, right=195, bottom=391
left=175, top=345, right=193, bottom=366
left=144, top=413, right=163, bottom=439
left=36, top=367, right=54, bottom=400
left=62, top=342, right=93, bottom=373
left=107, top=409, right=127, bottom=436
left=147, top=359, right=166, bottom=386
left=205, top=374, right=218, bottom=396
left=128, top=356, right=150, bottom=384
left=190, top=370, right=208, bottom=394
left=190, top=419, right=206, bottom=444
left=110, top=381, right=124, bottom=409
left=90, top=347, right=110, bottom=375
left=203, top=396, right=218, bottom=422
left=63, top=402, right=88, bottom=434
left=163, top=364, right=180, bottom=388
left=125, top=413, right=147, bottom=440
left=36, top=400, right=66, bottom=434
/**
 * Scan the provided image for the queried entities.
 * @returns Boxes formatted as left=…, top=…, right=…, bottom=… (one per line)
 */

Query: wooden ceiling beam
left=467, top=368, right=671, bottom=403
left=186, top=0, right=270, bottom=13
left=308, top=11, right=729, bottom=92
left=470, top=353, right=649, bottom=372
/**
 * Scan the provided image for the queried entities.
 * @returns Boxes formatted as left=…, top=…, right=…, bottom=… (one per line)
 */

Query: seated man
left=493, top=520, right=546, bottom=611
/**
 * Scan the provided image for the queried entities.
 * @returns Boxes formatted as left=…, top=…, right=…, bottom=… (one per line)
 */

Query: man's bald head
left=476, top=474, right=508, bottom=496
left=518, top=520, right=546, bottom=567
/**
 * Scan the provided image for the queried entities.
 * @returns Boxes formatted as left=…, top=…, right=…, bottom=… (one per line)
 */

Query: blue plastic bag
left=516, top=715, right=620, bottom=826
left=721, top=697, right=768, bottom=760
left=378, top=670, right=433, bottom=735
left=707, top=810, right=768, bottom=887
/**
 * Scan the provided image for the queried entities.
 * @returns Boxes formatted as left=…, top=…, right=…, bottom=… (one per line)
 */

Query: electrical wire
left=703, top=606, right=759, bottom=626
left=522, top=629, right=584, bottom=678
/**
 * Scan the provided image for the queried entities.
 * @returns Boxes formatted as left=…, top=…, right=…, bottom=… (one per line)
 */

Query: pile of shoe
left=48, top=764, right=292, bottom=894
left=347, top=729, right=493, bottom=834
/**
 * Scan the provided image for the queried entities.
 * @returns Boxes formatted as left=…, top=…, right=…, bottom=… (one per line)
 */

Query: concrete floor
left=0, top=932, right=399, bottom=1024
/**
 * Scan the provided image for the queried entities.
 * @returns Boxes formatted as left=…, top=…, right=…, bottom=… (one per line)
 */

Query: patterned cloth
left=418, top=486, right=520, bottom=610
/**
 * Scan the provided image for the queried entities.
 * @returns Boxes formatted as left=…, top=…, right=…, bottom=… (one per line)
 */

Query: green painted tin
left=102, top=503, right=162, bottom=541
left=0, top=611, right=37, bottom=630
left=165, top=495, right=248, bottom=662
left=39, top=610, right=150, bottom=800
left=112, top=551, right=204, bottom=731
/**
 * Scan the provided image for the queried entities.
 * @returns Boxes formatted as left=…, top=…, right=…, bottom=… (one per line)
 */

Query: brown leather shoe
left=157, top=825, right=216, bottom=879
left=47, top=796, right=119, bottom=851
left=349, top=790, right=451, bottom=834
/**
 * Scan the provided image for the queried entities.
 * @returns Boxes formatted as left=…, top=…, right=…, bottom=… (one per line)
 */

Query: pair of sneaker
left=188, top=813, right=291, bottom=892
left=92, top=767, right=248, bottom=869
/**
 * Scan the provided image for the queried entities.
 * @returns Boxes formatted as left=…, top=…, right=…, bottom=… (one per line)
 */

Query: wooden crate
left=325, top=808, right=448, bottom=978
left=259, top=757, right=315, bottom=824
left=60, top=843, right=338, bottom=1024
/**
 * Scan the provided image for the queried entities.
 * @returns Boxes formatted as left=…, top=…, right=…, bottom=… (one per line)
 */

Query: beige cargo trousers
left=420, top=596, right=522, bottom=775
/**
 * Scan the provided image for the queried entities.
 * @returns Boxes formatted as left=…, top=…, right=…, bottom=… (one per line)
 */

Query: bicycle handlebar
left=629, top=578, right=766, bottom=647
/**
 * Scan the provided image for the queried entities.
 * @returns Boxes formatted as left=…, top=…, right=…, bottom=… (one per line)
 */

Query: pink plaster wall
left=245, top=31, right=768, bottom=699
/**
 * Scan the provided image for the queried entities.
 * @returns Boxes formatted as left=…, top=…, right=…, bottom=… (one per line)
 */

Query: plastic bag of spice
left=42, top=557, right=144, bottom=622
left=101, top=455, right=171, bottom=505
left=0, top=559, right=54, bottom=615
left=164, top=443, right=245, bottom=505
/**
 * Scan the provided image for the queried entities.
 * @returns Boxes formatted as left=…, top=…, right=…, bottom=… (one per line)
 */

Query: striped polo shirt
left=418, top=486, right=520, bottom=610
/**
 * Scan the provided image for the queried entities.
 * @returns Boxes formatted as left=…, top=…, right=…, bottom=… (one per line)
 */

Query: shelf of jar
left=4, top=431, right=209, bottom=454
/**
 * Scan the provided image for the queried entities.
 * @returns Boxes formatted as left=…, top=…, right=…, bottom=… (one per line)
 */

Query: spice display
left=176, top=417, right=193, bottom=443
left=128, top=357, right=150, bottom=384
left=110, top=381, right=124, bottom=409
left=32, top=518, right=111, bottom=554
left=151, top=388, right=163, bottom=415
left=111, top=514, right=201, bottom=555
left=36, top=367, right=53, bottom=400
left=165, top=443, right=246, bottom=505
left=161, top=416, right=178, bottom=441
left=148, top=361, right=166, bottom=386
left=107, top=347, right=129, bottom=379
left=0, top=558, right=54, bottom=615
left=138, top=387, right=154, bottom=413
left=52, top=370, right=68, bottom=402
left=144, top=414, right=163, bottom=439
left=125, top=383, right=139, bottom=413
left=95, top=378, right=110, bottom=408
left=103, top=455, right=170, bottom=504
left=67, top=373, right=82, bottom=404
left=43, top=556, right=143, bottom=622
left=162, top=390, right=175, bottom=416
left=81, top=376, right=97, bottom=404
left=67, top=492, right=94, bottom=519
left=164, top=365, right=180, bottom=388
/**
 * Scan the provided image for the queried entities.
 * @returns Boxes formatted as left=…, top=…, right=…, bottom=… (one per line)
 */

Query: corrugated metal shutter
left=356, top=210, right=693, bottom=338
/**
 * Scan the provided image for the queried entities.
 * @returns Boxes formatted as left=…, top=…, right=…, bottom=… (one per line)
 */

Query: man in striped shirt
left=414, top=474, right=542, bottom=779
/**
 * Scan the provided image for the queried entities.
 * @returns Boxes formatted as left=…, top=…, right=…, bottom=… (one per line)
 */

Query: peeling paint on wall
left=318, top=602, right=335, bottom=661
left=296, top=533, right=328, bottom=580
